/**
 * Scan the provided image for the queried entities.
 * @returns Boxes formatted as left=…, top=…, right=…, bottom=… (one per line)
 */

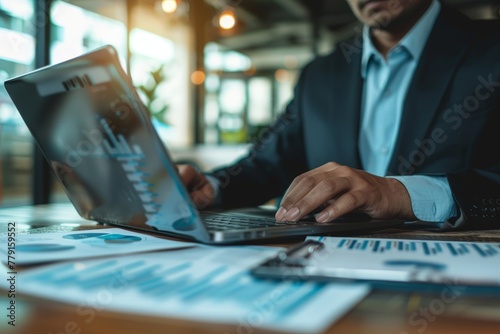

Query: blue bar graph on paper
left=334, top=238, right=500, bottom=258
left=447, top=243, right=458, bottom=256
left=435, top=243, right=442, bottom=252
left=275, top=283, right=326, bottom=319
left=21, top=238, right=500, bottom=328
left=486, top=245, right=498, bottom=255
left=31, top=259, right=329, bottom=322
left=422, top=242, right=430, bottom=255
left=472, top=244, right=487, bottom=257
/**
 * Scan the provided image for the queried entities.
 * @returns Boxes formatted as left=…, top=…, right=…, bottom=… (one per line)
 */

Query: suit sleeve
left=446, top=166, right=500, bottom=229
left=209, top=66, right=310, bottom=209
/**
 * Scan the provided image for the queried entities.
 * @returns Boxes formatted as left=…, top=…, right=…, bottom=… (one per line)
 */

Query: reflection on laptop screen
left=5, top=46, right=209, bottom=241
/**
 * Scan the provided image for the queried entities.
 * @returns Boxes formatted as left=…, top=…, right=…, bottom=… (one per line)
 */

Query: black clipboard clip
left=251, top=240, right=325, bottom=279
left=279, top=240, right=325, bottom=266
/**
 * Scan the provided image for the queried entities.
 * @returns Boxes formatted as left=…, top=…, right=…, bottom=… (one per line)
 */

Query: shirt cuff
left=388, top=175, right=458, bottom=223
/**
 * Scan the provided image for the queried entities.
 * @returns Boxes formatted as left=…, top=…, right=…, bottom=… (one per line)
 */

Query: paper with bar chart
left=303, top=237, right=500, bottom=285
left=3, top=246, right=370, bottom=333
left=0, top=228, right=196, bottom=265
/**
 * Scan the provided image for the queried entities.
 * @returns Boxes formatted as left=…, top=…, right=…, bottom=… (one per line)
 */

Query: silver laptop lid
left=5, top=45, right=211, bottom=242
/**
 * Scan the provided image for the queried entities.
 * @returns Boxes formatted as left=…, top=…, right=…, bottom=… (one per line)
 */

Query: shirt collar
left=361, top=0, right=441, bottom=78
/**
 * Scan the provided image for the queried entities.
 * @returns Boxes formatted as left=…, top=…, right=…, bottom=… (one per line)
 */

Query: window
left=248, top=77, right=273, bottom=125
left=49, top=0, right=128, bottom=203
left=128, top=2, right=193, bottom=148
left=0, top=0, right=35, bottom=207
left=202, top=42, right=297, bottom=145
left=50, top=0, right=127, bottom=65
left=130, top=28, right=175, bottom=142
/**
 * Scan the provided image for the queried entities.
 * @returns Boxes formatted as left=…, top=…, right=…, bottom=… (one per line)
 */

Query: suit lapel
left=328, top=48, right=363, bottom=168
left=386, top=8, right=475, bottom=175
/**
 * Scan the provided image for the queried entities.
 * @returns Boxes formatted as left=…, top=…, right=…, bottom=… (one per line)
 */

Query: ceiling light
left=191, top=70, right=206, bottom=85
left=161, top=0, right=177, bottom=13
left=275, top=69, right=290, bottom=83
left=219, top=10, right=236, bottom=30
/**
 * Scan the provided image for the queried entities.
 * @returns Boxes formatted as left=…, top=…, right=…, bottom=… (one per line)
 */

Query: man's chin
left=363, top=11, right=399, bottom=30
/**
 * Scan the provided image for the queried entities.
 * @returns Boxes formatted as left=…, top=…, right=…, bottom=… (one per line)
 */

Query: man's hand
left=275, top=162, right=415, bottom=222
left=177, top=164, right=216, bottom=209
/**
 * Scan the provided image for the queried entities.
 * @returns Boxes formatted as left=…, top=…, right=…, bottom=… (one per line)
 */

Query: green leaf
left=137, top=85, right=154, bottom=100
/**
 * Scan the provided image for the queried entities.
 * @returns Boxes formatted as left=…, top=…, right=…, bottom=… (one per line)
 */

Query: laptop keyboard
left=201, top=213, right=304, bottom=231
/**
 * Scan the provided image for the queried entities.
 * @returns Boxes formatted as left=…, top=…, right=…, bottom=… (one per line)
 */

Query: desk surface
left=1, top=204, right=500, bottom=334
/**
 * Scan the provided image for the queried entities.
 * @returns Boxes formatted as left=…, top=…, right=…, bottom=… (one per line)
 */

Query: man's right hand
left=177, top=164, right=216, bottom=209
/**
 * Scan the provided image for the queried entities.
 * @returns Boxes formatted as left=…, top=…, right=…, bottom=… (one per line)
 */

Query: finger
left=281, top=176, right=351, bottom=221
left=276, top=162, right=344, bottom=221
left=281, top=173, right=325, bottom=209
left=282, top=162, right=342, bottom=200
left=277, top=172, right=323, bottom=221
left=177, top=164, right=200, bottom=190
left=191, top=184, right=215, bottom=209
left=315, top=190, right=366, bottom=223
left=283, top=168, right=350, bottom=210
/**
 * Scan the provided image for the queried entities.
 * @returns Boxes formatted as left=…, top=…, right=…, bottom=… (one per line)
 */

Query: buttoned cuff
left=388, top=175, right=458, bottom=223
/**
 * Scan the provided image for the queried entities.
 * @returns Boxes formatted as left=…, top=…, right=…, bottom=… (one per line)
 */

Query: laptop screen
left=5, top=46, right=210, bottom=242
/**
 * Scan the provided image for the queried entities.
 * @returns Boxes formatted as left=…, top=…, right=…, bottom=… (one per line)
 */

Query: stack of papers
left=1, top=244, right=370, bottom=333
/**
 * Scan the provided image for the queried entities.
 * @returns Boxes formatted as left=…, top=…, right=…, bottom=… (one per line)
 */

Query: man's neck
left=370, top=0, right=433, bottom=58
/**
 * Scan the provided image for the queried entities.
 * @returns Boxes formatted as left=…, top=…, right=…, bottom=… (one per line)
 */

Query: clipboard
left=251, top=240, right=421, bottom=283
left=250, top=237, right=500, bottom=292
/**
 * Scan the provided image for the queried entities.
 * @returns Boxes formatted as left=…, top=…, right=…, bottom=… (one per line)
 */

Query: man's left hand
left=275, top=162, right=416, bottom=222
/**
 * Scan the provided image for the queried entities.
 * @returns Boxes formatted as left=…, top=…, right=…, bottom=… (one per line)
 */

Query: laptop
left=4, top=45, right=402, bottom=244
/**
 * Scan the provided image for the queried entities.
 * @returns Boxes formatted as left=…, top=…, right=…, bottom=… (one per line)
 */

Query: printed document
left=1, top=246, right=370, bottom=333
left=1, top=228, right=195, bottom=265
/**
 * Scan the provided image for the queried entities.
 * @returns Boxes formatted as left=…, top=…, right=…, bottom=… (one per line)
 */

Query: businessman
left=180, top=0, right=500, bottom=227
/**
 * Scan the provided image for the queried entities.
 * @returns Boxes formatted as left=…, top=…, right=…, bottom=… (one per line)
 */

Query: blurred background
left=0, top=0, right=498, bottom=207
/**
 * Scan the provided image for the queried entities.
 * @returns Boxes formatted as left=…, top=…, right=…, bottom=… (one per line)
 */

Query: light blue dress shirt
left=359, top=0, right=457, bottom=222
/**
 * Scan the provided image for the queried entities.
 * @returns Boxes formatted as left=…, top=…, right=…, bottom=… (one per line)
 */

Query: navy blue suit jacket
left=213, top=6, right=500, bottom=227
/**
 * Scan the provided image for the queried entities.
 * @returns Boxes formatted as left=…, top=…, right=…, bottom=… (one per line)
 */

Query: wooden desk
left=1, top=204, right=500, bottom=334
